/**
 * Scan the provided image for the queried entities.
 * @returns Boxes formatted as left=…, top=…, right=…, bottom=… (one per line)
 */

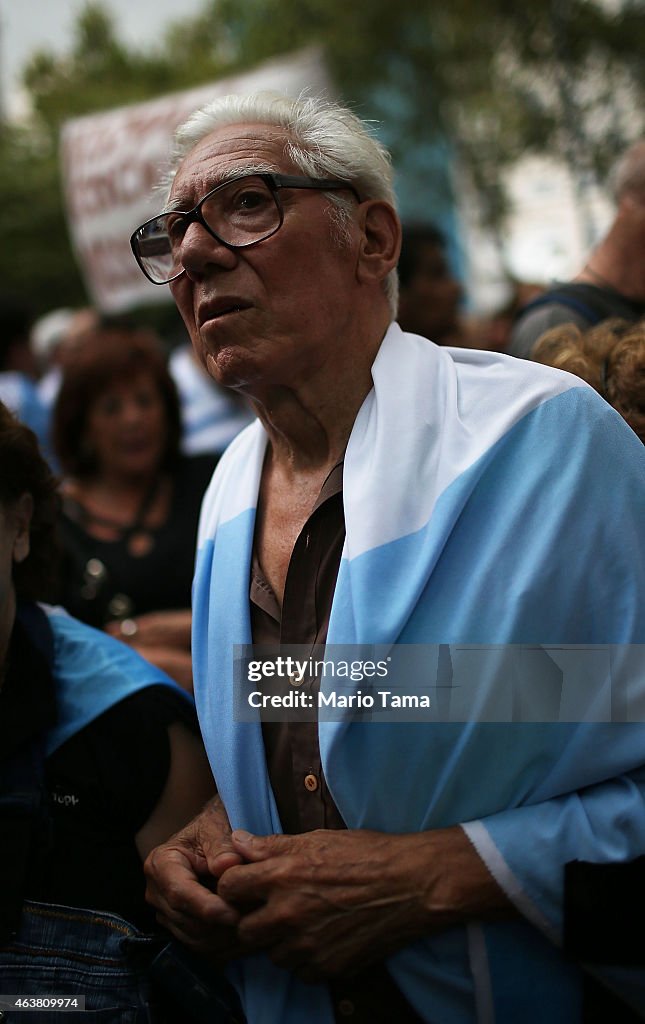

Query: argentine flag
left=192, top=323, right=645, bottom=1023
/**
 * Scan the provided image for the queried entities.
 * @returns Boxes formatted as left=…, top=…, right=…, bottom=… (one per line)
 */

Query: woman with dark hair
left=52, top=327, right=218, bottom=690
left=0, top=401, right=220, bottom=1020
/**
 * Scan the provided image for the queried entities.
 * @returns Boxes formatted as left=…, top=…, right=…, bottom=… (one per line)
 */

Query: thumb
left=206, top=848, right=244, bottom=878
left=230, top=830, right=293, bottom=860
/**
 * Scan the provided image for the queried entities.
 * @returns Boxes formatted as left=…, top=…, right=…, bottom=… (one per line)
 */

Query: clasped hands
left=144, top=796, right=507, bottom=981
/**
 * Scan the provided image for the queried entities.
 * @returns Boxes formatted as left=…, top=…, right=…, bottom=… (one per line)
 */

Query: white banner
left=60, top=48, right=331, bottom=312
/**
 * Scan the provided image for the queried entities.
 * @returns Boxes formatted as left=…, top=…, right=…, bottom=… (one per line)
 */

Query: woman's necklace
left=69, top=474, right=166, bottom=557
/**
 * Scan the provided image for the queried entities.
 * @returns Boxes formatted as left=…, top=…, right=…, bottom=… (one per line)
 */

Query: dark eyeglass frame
left=130, top=172, right=361, bottom=285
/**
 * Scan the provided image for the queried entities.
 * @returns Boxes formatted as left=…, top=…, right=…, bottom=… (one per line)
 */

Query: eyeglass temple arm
left=272, top=174, right=360, bottom=201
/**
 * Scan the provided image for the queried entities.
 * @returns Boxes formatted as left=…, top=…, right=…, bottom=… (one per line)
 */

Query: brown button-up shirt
left=250, top=463, right=424, bottom=1024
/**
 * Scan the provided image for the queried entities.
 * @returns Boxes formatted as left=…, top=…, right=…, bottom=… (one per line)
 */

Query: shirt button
left=337, top=999, right=355, bottom=1016
left=304, top=773, right=319, bottom=792
left=289, top=674, right=302, bottom=687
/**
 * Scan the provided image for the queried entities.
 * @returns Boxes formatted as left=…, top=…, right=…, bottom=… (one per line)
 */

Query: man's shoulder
left=437, top=335, right=588, bottom=405
left=384, top=324, right=591, bottom=431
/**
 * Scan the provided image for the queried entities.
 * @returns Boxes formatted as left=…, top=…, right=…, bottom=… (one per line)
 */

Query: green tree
left=0, top=122, right=86, bottom=315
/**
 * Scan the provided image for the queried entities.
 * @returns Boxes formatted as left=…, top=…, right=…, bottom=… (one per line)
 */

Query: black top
left=56, top=454, right=216, bottom=627
left=565, top=858, right=645, bottom=1023
left=0, top=608, right=197, bottom=931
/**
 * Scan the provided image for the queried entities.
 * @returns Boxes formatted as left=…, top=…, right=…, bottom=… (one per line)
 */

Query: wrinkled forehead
left=169, top=123, right=295, bottom=206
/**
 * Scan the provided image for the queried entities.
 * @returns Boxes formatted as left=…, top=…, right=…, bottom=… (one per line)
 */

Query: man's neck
left=248, top=319, right=389, bottom=475
left=580, top=214, right=645, bottom=302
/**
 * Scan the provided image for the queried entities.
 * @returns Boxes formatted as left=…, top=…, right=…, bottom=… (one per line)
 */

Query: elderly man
left=131, top=94, right=645, bottom=1023
left=509, top=139, right=645, bottom=358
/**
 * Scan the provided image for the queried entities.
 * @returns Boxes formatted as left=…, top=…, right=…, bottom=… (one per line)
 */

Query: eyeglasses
left=130, top=172, right=360, bottom=285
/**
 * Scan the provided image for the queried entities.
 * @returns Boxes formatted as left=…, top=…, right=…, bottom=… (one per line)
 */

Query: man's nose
left=179, top=220, right=238, bottom=279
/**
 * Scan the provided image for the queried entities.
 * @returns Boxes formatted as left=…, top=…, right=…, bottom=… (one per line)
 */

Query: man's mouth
left=218, top=306, right=243, bottom=319
left=198, top=301, right=250, bottom=326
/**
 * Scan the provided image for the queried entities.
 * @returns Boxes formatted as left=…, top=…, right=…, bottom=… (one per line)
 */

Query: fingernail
left=232, top=829, right=254, bottom=844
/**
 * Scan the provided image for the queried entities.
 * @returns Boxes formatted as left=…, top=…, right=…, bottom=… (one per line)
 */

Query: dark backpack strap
left=517, top=283, right=645, bottom=328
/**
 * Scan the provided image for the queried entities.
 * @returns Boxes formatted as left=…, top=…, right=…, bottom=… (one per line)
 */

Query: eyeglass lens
left=133, top=176, right=281, bottom=283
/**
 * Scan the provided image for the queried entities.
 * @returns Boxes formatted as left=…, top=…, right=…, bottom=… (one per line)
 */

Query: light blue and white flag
left=42, top=606, right=190, bottom=754
left=193, top=323, right=645, bottom=1023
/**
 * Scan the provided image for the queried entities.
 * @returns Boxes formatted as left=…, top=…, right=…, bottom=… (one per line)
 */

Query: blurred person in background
left=535, top=317, right=645, bottom=1023
left=33, top=305, right=253, bottom=459
left=468, top=280, right=544, bottom=352
left=52, top=326, right=217, bottom=691
left=397, top=223, right=465, bottom=345
left=0, top=400, right=219, bottom=1021
left=30, top=306, right=101, bottom=412
left=532, top=318, right=645, bottom=443
left=0, top=297, right=50, bottom=456
left=510, top=140, right=645, bottom=358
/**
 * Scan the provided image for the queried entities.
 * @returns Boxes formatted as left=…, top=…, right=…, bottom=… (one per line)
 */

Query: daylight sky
left=0, top=0, right=206, bottom=116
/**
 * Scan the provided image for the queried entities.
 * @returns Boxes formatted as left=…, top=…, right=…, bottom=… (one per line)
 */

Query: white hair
left=611, top=140, right=645, bottom=204
left=164, top=92, right=399, bottom=314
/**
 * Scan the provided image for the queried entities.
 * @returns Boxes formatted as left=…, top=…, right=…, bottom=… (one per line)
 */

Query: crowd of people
left=1, top=90, right=645, bottom=1024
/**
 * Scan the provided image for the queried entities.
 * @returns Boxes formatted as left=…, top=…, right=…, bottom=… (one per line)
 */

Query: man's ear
left=355, top=200, right=401, bottom=288
left=12, top=493, right=33, bottom=565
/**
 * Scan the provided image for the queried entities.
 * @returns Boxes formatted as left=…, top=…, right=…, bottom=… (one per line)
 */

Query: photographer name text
left=247, top=690, right=431, bottom=709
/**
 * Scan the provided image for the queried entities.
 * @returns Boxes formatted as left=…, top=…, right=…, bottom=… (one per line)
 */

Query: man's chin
left=204, top=348, right=256, bottom=391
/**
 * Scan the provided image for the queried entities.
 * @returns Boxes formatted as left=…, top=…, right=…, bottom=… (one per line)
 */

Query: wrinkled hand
left=144, top=796, right=248, bottom=958
left=217, top=826, right=507, bottom=981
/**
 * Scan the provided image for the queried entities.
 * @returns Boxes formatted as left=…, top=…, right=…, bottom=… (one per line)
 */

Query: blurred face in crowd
left=85, top=373, right=167, bottom=481
left=397, top=241, right=463, bottom=343
left=0, top=494, right=31, bottom=666
left=55, top=308, right=101, bottom=370
left=168, top=123, right=361, bottom=394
